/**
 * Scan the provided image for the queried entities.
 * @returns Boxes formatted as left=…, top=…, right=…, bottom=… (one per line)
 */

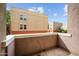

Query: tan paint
left=7, top=41, right=15, bottom=56
left=67, top=4, right=79, bottom=55
left=10, top=7, right=48, bottom=32
left=15, top=35, right=57, bottom=55
left=49, top=22, right=62, bottom=31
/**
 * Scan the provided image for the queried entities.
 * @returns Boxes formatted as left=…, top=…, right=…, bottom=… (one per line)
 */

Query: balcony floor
left=33, top=48, right=70, bottom=56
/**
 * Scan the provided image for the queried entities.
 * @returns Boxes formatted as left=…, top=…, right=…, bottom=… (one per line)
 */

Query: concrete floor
left=34, top=48, right=70, bottom=56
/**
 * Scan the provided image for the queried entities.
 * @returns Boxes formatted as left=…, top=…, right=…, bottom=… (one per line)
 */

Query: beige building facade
left=10, top=7, right=48, bottom=34
left=48, top=22, right=62, bottom=32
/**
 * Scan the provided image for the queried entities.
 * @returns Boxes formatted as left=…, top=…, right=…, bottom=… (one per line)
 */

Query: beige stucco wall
left=10, top=8, right=48, bottom=31
left=0, top=4, right=6, bottom=56
left=7, top=40, right=15, bottom=56
left=6, top=33, right=72, bottom=56
left=68, top=3, right=79, bottom=55
left=58, top=35, right=71, bottom=53
left=53, top=22, right=62, bottom=31
left=15, top=35, right=57, bottom=56
left=48, top=22, right=53, bottom=30
left=49, top=22, right=62, bottom=31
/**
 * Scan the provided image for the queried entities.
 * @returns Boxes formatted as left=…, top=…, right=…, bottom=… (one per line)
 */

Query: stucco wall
left=48, top=22, right=62, bottom=32
left=15, top=35, right=57, bottom=56
left=68, top=4, right=79, bottom=55
left=0, top=4, right=6, bottom=56
left=58, top=34, right=71, bottom=53
left=53, top=22, right=62, bottom=31
left=7, top=41, right=15, bottom=56
left=10, top=8, right=48, bottom=32
left=6, top=33, right=72, bottom=56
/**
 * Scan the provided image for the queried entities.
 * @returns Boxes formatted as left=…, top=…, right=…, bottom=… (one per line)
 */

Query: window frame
left=20, top=24, right=23, bottom=29
left=20, top=15, right=27, bottom=20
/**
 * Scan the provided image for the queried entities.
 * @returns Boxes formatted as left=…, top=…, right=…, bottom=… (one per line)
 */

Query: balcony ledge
left=58, top=33, right=72, bottom=37
left=14, top=32, right=57, bottom=39
left=5, top=32, right=71, bottom=47
left=2, top=35, right=15, bottom=46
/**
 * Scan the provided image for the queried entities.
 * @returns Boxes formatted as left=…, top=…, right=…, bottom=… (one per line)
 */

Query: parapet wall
left=5, top=32, right=72, bottom=56
left=15, top=33, right=57, bottom=55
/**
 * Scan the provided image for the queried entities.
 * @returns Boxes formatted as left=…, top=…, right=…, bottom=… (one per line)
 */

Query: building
left=48, top=22, right=62, bottom=32
left=10, top=7, right=48, bottom=34
left=61, top=24, right=67, bottom=30
left=1, top=3, right=79, bottom=56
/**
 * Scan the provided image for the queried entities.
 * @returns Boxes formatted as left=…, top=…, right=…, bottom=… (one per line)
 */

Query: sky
left=6, top=3, right=67, bottom=24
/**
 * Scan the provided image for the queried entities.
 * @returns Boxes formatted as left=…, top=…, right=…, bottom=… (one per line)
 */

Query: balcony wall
left=5, top=35, right=15, bottom=56
left=15, top=33, right=57, bottom=56
left=58, top=33, right=72, bottom=52
left=5, top=32, right=72, bottom=56
left=6, top=40, right=15, bottom=56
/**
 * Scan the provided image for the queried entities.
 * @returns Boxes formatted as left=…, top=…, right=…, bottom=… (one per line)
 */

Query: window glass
left=24, top=25, right=27, bottom=29
left=24, top=15, right=27, bottom=20
left=24, top=18, right=26, bottom=20
left=20, top=15, right=23, bottom=20
left=20, top=15, right=27, bottom=20
left=20, top=24, right=23, bottom=29
left=20, top=17, right=23, bottom=20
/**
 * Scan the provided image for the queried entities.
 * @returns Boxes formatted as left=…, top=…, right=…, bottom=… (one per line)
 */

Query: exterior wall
left=15, top=35, right=57, bottom=56
left=68, top=4, right=79, bottom=55
left=53, top=22, right=62, bottom=31
left=6, top=41, right=15, bottom=56
left=6, top=33, right=72, bottom=56
left=58, top=34, right=71, bottom=52
left=49, top=22, right=62, bottom=32
left=11, top=30, right=49, bottom=34
left=62, top=24, right=67, bottom=30
left=0, top=4, right=6, bottom=56
left=48, top=22, right=53, bottom=30
left=5, top=35, right=15, bottom=56
left=10, top=8, right=48, bottom=34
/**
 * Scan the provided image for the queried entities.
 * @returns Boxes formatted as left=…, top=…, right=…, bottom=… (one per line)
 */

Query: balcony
left=3, top=32, right=72, bottom=56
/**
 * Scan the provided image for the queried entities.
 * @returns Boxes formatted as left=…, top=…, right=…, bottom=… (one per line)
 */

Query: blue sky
left=7, top=3, right=67, bottom=24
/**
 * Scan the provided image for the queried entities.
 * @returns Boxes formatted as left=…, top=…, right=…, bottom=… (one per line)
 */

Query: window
left=20, top=24, right=23, bottom=29
left=24, top=15, right=27, bottom=20
left=20, top=17, right=23, bottom=20
left=24, top=25, right=27, bottom=29
left=20, top=15, right=27, bottom=20
left=24, top=18, right=26, bottom=20
left=20, top=24, right=27, bottom=30
left=20, top=15, right=23, bottom=20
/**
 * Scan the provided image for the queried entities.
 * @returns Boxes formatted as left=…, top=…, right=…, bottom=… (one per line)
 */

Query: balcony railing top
left=4, top=32, right=71, bottom=47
